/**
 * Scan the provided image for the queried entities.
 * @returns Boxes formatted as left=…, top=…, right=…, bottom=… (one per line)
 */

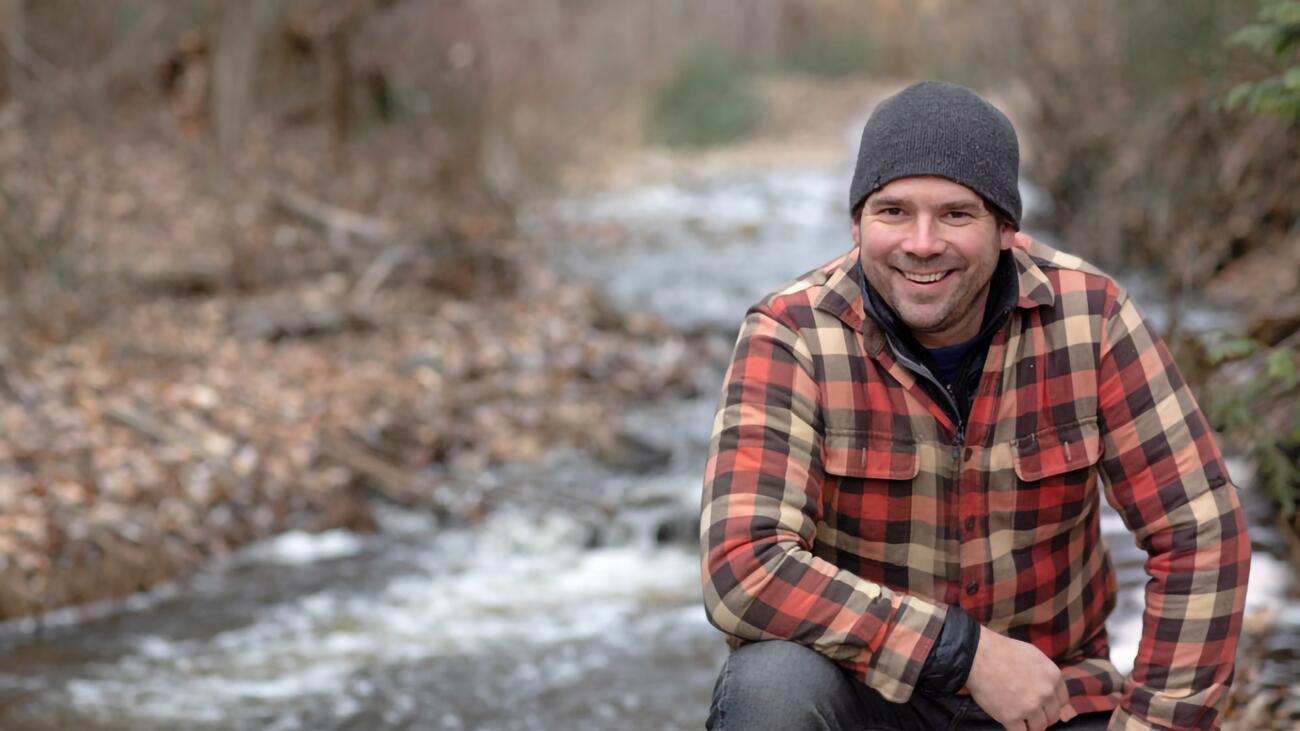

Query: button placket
left=956, top=443, right=980, bottom=543
left=955, top=438, right=988, bottom=611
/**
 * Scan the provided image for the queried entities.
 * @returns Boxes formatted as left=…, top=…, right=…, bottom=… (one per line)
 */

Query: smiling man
left=700, top=81, right=1249, bottom=730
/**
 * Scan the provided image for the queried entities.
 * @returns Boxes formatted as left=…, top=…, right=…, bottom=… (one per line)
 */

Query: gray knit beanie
left=848, top=80, right=1021, bottom=228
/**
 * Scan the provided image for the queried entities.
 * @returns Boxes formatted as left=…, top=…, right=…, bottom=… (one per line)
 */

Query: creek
left=0, top=158, right=1291, bottom=730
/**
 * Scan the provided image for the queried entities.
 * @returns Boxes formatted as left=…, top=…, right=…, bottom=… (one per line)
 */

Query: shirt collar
left=1011, top=245, right=1057, bottom=309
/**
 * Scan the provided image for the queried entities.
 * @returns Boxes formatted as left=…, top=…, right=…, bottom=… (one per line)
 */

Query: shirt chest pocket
left=996, top=419, right=1103, bottom=542
left=820, top=429, right=921, bottom=548
left=822, top=429, right=920, bottom=481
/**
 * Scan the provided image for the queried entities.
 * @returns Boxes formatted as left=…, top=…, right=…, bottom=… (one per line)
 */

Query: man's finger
left=1054, top=680, right=1070, bottom=716
left=1040, top=697, right=1060, bottom=723
left=1026, top=707, right=1050, bottom=731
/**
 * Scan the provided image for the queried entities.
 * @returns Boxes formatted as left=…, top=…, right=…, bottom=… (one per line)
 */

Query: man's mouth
left=899, top=269, right=952, bottom=284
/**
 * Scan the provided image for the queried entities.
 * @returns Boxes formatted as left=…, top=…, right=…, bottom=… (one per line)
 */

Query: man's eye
left=880, top=207, right=904, bottom=216
left=945, top=211, right=973, bottom=221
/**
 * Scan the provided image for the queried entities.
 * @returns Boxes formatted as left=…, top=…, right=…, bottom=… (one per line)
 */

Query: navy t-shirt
left=927, top=337, right=979, bottom=391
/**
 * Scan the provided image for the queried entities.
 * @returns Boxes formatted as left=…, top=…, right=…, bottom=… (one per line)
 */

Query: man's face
left=852, top=176, right=1014, bottom=349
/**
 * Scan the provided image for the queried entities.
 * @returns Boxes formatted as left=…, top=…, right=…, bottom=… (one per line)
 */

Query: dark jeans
left=706, top=641, right=1111, bottom=731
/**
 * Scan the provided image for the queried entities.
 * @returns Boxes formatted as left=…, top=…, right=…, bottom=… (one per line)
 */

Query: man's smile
left=897, top=268, right=954, bottom=285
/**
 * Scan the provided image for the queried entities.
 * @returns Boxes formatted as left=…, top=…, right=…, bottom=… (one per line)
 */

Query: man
left=700, top=81, right=1250, bottom=731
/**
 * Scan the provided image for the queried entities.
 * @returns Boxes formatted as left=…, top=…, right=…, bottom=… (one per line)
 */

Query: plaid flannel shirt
left=700, top=240, right=1250, bottom=730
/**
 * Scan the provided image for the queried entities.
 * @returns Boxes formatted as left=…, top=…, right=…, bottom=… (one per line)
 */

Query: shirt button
left=966, top=582, right=979, bottom=596
left=965, top=516, right=976, bottom=531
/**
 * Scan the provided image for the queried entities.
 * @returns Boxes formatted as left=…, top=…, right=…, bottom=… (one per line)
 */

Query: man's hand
left=966, top=626, right=1069, bottom=731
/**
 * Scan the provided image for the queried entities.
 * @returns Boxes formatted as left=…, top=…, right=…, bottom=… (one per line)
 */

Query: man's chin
left=894, top=306, right=950, bottom=334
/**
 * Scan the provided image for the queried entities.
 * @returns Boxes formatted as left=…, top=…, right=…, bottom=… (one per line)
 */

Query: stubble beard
left=893, top=276, right=988, bottom=337
left=866, top=256, right=994, bottom=343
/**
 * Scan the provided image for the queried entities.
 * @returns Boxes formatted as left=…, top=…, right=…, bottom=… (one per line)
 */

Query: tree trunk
left=211, top=0, right=282, bottom=162
left=322, top=28, right=352, bottom=170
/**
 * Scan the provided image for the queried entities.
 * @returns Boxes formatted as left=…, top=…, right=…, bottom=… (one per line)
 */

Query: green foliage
left=652, top=51, right=761, bottom=148
left=785, top=32, right=875, bottom=79
left=1257, top=443, right=1300, bottom=518
left=1202, top=333, right=1300, bottom=518
left=1199, top=331, right=1260, bottom=364
left=1225, top=0, right=1300, bottom=119
left=1267, top=346, right=1300, bottom=387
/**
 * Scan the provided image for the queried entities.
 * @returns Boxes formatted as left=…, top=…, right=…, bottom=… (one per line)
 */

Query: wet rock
left=592, top=430, right=673, bottom=474
left=654, top=511, right=699, bottom=547
left=1276, top=695, right=1300, bottom=724
left=1264, top=631, right=1300, bottom=660
left=1225, top=600, right=1300, bottom=730
left=1257, top=660, right=1300, bottom=689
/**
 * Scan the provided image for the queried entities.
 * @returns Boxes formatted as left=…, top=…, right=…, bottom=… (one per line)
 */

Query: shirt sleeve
left=1094, top=293, right=1251, bottom=730
left=700, top=304, right=948, bottom=703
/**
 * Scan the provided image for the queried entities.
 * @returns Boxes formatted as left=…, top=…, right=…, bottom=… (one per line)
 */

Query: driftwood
left=270, top=185, right=521, bottom=303
left=105, top=404, right=235, bottom=469
left=318, top=434, right=436, bottom=508
left=271, top=184, right=397, bottom=252
left=227, top=293, right=372, bottom=341
left=350, top=243, right=419, bottom=306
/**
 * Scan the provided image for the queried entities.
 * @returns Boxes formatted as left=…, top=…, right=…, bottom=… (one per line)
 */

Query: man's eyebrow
left=866, top=196, right=909, bottom=208
left=940, top=200, right=986, bottom=211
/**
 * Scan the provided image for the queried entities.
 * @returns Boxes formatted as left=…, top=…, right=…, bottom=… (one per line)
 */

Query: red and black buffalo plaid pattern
left=701, top=241, right=1250, bottom=730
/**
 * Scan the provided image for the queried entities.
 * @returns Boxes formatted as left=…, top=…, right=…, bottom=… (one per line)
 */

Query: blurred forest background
left=0, top=0, right=1296, bottom=727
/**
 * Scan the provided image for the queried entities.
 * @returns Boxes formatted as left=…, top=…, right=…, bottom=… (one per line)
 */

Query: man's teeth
left=902, top=271, right=947, bottom=283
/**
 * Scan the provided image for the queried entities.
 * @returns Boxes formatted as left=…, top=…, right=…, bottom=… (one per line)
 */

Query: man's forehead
left=865, top=176, right=987, bottom=206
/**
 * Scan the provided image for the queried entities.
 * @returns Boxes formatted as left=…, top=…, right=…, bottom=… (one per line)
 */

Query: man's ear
left=998, top=224, right=1018, bottom=251
left=852, top=218, right=861, bottom=247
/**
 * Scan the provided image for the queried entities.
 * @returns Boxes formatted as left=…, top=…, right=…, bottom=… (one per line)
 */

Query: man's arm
left=700, top=304, right=949, bottom=703
left=1095, top=293, right=1251, bottom=730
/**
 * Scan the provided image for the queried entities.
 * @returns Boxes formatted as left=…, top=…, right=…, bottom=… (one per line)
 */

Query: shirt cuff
left=914, top=605, right=980, bottom=696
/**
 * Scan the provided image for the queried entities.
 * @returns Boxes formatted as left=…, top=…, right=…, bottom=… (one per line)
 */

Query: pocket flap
left=822, top=429, right=919, bottom=480
left=1013, top=419, right=1102, bottom=481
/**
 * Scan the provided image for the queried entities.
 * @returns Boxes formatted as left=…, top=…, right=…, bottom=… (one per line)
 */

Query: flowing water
left=0, top=158, right=1290, bottom=730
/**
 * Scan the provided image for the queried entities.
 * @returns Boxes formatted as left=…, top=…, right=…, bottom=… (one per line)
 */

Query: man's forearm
left=702, top=304, right=951, bottom=702
left=701, top=502, right=950, bottom=702
left=1112, top=480, right=1250, bottom=730
left=1096, top=295, right=1251, bottom=729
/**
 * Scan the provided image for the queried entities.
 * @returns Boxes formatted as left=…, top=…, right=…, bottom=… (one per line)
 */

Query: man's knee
left=707, top=641, right=862, bottom=731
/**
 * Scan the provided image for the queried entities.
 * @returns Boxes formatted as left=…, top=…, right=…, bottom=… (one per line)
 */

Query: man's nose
left=900, top=216, right=946, bottom=258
